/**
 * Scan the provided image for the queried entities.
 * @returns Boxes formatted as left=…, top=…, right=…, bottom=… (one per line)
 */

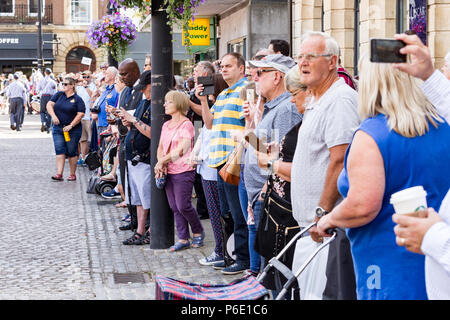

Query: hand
left=52, top=117, right=60, bottom=126
left=117, top=107, right=134, bottom=127
left=63, top=124, right=73, bottom=132
left=195, top=84, right=207, bottom=102
left=316, top=214, right=336, bottom=239
left=392, top=208, right=442, bottom=254
left=309, top=216, right=325, bottom=243
left=229, top=129, right=244, bottom=142
left=154, top=160, right=166, bottom=175
left=393, top=33, right=434, bottom=81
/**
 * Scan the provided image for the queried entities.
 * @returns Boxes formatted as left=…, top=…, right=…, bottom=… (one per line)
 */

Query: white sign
left=0, top=38, right=19, bottom=44
left=81, top=57, right=92, bottom=66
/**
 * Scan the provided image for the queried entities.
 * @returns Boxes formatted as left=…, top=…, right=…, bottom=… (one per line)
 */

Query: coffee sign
left=0, top=38, right=19, bottom=44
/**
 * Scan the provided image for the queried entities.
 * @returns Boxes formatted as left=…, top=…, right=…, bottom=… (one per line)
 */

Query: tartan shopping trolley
left=155, top=222, right=336, bottom=300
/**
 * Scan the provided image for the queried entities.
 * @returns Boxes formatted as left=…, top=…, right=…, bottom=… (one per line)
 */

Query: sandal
left=51, top=174, right=63, bottom=181
left=122, top=232, right=143, bottom=245
left=169, top=240, right=191, bottom=252
left=133, top=231, right=150, bottom=246
left=191, top=231, right=205, bottom=248
left=67, top=174, right=76, bottom=181
left=115, top=201, right=127, bottom=208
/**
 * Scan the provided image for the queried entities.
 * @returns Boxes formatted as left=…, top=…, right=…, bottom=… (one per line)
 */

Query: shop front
left=0, top=33, right=55, bottom=76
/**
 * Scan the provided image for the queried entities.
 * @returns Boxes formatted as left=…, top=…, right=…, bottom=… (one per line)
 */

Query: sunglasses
left=256, top=69, right=277, bottom=77
left=62, top=83, right=72, bottom=86
left=83, top=76, right=89, bottom=79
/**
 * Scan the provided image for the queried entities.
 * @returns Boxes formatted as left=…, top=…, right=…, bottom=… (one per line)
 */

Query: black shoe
left=10, top=125, right=16, bottom=130
left=198, top=214, right=210, bottom=220
left=40, top=124, right=46, bottom=132
left=119, top=223, right=136, bottom=231
left=16, top=127, right=21, bottom=131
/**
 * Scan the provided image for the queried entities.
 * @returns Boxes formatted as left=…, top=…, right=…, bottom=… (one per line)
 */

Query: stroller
left=85, top=131, right=118, bottom=195
left=155, top=222, right=336, bottom=300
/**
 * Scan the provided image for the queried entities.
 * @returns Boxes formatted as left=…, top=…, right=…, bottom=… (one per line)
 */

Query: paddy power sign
left=182, top=18, right=210, bottom=46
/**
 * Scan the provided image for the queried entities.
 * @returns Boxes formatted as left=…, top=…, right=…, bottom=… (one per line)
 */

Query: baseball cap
left=135, top=70, right=152, bottom=91
left=248, top=54, right=296, bottom=74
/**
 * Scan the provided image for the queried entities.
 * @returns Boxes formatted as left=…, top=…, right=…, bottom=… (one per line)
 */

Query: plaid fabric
left=155, top=275, right=268, bottom=300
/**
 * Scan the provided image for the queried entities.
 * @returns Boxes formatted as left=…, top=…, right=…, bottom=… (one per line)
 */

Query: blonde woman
left=155, top=91, right=204, bottom=252
left=317, top=53, right=450, bottom=299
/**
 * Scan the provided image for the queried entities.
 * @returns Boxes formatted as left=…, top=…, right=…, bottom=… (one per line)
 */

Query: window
left=0, top=0, right=14, bottom=16
left=227, top=38, right=246, bottom=60
left=396, top=0, right=409, bottom=33
left=70, top=0, right=91, bottom=25
left=28, top=0, right=45, bottom=16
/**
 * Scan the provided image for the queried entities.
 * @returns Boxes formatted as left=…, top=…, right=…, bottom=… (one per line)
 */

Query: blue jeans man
left=216, top=167, right=250, bottom=274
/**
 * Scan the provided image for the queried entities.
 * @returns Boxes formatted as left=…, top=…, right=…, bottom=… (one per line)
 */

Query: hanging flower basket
left=86, top=12, right=137, bottom=62
left=108, top=0, right=207, bottom=48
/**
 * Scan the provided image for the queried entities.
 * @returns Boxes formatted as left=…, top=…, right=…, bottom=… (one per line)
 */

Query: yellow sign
left=182, top=18, right=210, bottom=46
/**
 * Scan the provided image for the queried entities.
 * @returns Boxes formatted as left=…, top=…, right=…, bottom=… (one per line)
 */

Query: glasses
left=256, top=69, right=277, bottom=77
left=291, top=88, right=307, bottom=97
left=296, top=53, right=333, bottom=62
left=62, top=83, right=72, bottom=86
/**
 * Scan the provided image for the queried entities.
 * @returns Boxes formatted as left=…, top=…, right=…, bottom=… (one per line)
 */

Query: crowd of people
left=2, top=32, right=449, bottom=300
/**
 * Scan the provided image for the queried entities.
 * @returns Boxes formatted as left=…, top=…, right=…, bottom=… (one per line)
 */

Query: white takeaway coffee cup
left=390, top=186, right=428, bottom=216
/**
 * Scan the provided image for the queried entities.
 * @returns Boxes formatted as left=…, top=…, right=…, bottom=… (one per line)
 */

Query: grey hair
left=301, top=31, right=340, bottom=57
left=196, top=61, right=215, bottom=76
left=106, top=66, right=118, bottom=77
left=284, top=66, right=307, bottom=93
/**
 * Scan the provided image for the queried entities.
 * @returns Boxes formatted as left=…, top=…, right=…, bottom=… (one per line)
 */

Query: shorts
left=52, top=125, right=82, bottom=157
left=125, top=160, right=151, bottom=210
left=80, top=120, right=92, bottom=142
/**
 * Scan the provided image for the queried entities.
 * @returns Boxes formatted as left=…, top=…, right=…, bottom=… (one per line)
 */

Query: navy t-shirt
left=50, top=91, right=85, bottom=130
left=125, top=99, right=151, bottom=164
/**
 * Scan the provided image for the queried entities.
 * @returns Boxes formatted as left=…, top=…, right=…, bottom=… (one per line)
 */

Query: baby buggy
left=155, top=222, right=336, bottom=300
left=85, top=131, right=118, bottom=195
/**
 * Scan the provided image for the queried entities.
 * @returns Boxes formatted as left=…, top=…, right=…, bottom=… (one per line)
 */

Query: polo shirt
left=243, top=91, right=302, bottom=203
left=50, top=91, right=85, bottom=130
left=208, top=77, right=248, bottom=168
left=290, top=78, right=359, bottom=227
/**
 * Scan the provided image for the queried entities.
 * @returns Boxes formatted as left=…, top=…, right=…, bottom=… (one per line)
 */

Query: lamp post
left=150, top=0, right=174, bottom=249
left=36, top=0, right=44, bottom=72
left=107, top=3, right=119, bottom=67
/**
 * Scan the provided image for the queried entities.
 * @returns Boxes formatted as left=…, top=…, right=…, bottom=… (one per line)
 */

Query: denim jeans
left=52, top=125, right=82, bottom=157
left=238, top=178, right=262, bottom=272
left=216, top=168, right=249, bottom=267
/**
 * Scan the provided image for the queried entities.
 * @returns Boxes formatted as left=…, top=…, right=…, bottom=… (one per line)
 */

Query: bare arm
left=317, top=131, right=385, bottom=236
left=159, top=138, right=191, bottom=165
left=63, top=112, right=84, bottom=132
left=46, top=101, right=59, bottom=125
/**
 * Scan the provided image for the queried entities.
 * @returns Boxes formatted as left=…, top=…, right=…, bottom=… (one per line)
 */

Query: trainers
left=212, top=261, right=226, bottom=270
left=101, top=190, right=122, bottom=199
left=199, top=252, right=224, bottom=266
left=77, top=158, right=84, bottom=166
left=121, top=214, right=130, bottom=222
left=221, top=263, right=247, bottom=275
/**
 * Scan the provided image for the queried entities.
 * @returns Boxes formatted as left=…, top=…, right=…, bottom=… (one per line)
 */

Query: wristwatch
left=315, top=206, right=329, bottom=219
left=267, top=160, right=274, bottom=173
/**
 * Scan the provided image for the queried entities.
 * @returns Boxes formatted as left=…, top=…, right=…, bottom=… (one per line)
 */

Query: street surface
left=0, top=113, right=239, bottom=300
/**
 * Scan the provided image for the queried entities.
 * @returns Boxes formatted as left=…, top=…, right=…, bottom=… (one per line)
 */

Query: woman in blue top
left=47, top=76, right=85, bottom=181
left=317, top=53, right=450, bottom=300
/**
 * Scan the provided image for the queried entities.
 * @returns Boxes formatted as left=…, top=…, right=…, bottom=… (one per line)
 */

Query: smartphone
left=245, top=131, right=268, bottom=154
left=197, top=76, right=215, bottom=96
left=246, top=89, right=255, bottom=103
left=370, top=39, right=407, bottom=63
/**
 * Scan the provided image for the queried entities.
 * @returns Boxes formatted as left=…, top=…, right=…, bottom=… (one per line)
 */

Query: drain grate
left=113, top=273, right=146, bottom=284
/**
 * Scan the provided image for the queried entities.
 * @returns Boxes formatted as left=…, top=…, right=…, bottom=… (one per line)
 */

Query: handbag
left=218, top=140, right=244, bottom=186
left=254, top=178, right=299, bottom=261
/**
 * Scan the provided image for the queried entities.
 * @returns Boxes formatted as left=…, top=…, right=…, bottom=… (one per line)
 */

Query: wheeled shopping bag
left=155, top=275, right=269, bottom=300
left=257, top=221, right=337, bottom=300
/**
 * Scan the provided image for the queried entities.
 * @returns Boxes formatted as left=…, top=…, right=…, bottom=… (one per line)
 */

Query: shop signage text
left=182, top=18, right=210, bottom=46
left=0, top=38, right=20, bottom=44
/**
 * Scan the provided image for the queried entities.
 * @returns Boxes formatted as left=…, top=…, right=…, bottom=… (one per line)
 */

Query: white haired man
left=291, top=31, right=359, bottom=300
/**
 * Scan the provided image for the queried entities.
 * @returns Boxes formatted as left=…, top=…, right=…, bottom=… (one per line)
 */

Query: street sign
left=81, top=57, right=92, bottom=66
left=182, top=18, right=210, bottom=46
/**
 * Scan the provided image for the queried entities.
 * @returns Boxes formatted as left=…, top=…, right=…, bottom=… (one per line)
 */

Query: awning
left=0, top=49, right=55, bottom=61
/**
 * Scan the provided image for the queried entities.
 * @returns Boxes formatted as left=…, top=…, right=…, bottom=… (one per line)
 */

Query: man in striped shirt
left=197, top=52, right=250, bottom=275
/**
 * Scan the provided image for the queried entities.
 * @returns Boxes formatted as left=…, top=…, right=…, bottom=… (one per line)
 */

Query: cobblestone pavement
left=0, top=113, right=241, bottom=300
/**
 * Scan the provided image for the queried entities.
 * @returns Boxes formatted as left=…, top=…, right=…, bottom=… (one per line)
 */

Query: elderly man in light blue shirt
left=37, top=68, right=57, bottom=133
left=243, top=54, right=302, bottom=274
left=5, top=73, right=27, bottom=131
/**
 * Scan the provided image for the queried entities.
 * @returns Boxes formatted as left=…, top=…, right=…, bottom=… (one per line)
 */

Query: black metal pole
left=150, top=0, right=174, bottom=249
left=107, top=4, right=119, bottom=68
left=37, top=0, right=43, bottom=72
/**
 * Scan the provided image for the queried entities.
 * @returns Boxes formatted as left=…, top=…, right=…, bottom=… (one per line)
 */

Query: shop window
left=396, top=0, right=409, bottom=33
left=0, top=0, right=14, bottom=16
left=28, top=0, right=45, bottom=16
left=70, top=0, right=91, bottom=25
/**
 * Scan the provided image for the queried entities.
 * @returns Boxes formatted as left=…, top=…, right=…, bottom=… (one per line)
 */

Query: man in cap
left=37, top=68, right=57, bottom=133
left=5, top=73, right=27, bottom=131
left=117, top=70, right=152, bottom=245
left=243, top=54, right=302, bottom=274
